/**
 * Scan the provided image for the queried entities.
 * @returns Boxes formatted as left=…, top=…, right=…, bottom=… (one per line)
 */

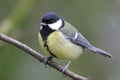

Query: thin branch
left=0, top=33, right=88, bottom=80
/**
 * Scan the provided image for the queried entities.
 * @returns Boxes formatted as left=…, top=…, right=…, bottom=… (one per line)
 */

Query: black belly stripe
left=40, top=25, right=57, bottom=58
left=44, top=40, right=57, bottom=58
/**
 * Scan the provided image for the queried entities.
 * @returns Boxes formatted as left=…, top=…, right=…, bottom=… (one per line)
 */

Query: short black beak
left=40, top=23, right=47, bottom=26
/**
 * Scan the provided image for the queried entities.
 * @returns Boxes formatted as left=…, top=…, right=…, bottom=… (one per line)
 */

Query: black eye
left=42, top=19, right=55, bottom=24
left=45, top=19, right=55, bottom=24
left=49, top=19, right=55, bottom=23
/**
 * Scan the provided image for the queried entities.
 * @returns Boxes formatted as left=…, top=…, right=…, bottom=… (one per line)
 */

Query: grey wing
left=60, top=21, right=92, bottom=48
left=67, top=32, right=113, bottom=58
left=60, top=21, right=112, bottom=58
left=67, top=32, right=92, bottom=48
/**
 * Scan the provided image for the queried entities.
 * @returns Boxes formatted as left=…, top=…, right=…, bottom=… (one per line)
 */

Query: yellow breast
left=38, top=31, right=83, bottom=60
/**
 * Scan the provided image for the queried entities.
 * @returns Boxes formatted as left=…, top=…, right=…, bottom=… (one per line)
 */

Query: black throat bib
left=40, top=25, right=55, bottom=41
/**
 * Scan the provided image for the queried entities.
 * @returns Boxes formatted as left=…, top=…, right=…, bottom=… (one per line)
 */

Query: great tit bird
left=38, top=12, right=112, bottom=73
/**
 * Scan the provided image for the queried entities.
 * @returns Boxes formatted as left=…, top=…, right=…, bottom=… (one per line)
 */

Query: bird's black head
left=41, top=12, right=64, bottom=30
left=42, top=12, right=60, bottom=24
left=40, top=12, right=64, bottom=41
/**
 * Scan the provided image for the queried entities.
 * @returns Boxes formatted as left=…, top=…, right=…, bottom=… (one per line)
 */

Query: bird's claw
left=60, top=61, right=71, bottom=76
left=43, top=56, right=53, bottom=67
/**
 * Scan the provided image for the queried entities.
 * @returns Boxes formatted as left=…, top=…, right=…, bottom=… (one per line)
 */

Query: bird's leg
left=43, top=56, right=53, bottom=67
left=61, top=61, right=71, bottom=75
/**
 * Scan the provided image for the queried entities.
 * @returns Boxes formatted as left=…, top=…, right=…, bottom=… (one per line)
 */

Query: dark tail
left=88, top=46, right=113, bottom=58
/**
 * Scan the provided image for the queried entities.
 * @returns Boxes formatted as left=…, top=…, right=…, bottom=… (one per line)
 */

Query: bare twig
left=0, top=33, right=88, bottom=80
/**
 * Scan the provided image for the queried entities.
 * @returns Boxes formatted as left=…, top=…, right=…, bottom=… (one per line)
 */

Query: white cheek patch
left=48, top=19, right=62, bottom=30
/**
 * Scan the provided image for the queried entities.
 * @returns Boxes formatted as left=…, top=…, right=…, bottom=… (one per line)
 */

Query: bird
left=38, top=12, right=113, bottom=73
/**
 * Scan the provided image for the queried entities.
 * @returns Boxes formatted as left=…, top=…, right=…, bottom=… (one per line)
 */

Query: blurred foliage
left=0, top=0, right=120, bottom=80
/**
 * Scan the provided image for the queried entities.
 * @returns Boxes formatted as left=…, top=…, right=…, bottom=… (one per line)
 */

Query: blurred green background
left=0, top=0, right=119, bottom=80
